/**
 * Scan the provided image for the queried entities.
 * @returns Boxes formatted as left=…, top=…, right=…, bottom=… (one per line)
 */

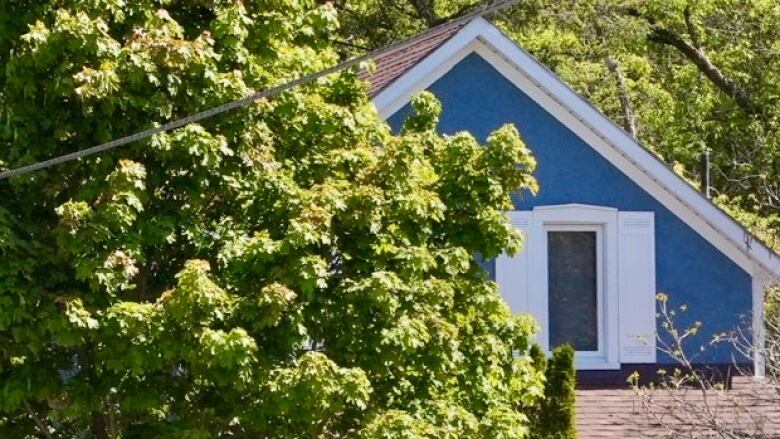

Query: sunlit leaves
left=0, top=1, right=542, bottom=436
left=162, top=260, right=234, bottom=325
left=249, top=352, right=372, bottom=437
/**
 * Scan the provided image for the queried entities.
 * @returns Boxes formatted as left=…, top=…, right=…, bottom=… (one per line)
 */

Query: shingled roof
left=358, top=20, right=466, bottom=97
left=576, top=377, right=780, bottom=438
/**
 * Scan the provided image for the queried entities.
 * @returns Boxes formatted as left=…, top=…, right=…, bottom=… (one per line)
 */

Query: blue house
left=363, top=17, right=780, bottom=382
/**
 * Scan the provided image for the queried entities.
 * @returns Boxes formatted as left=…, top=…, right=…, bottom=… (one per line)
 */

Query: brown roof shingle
left=576, top=378, right=780, bottom=438
left=358, top=21, right=465, bottom=97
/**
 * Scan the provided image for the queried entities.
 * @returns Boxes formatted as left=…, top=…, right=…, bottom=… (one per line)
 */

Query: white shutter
left=618, top=212, right=657, bottom=363
left=496, top=211, right=532, bottom=314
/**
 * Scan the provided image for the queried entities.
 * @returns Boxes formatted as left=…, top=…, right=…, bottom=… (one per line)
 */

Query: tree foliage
left=336, top=0, right=780, bottom=248
left=0, top=1, right=545, bottom=437
left=530, top=344, right=577, bottom=439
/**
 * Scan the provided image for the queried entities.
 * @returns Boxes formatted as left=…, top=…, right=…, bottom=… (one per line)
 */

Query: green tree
left=530, top=344, right=577, bottom=439
left=0, top=1, right=543, bottom=437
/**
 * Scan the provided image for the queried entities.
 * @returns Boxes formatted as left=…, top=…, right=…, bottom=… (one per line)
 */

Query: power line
left=0, top=0, right=518, bottom=181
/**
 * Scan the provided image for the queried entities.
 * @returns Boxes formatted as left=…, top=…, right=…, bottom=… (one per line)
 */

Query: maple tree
left=0, top=1, right=543, bottom=437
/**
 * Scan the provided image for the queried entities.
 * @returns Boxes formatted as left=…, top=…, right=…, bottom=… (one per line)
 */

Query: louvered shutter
left=496, top=211, right=532, bottom=314
left=618, top=211, right=657, bottom=363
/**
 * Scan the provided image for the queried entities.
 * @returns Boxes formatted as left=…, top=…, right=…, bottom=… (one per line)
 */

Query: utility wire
left=0, top=0, right=518, bottom=181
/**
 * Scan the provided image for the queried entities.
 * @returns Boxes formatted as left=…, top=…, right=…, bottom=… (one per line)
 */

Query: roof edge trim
left=372, top=17, right=780, bottom=279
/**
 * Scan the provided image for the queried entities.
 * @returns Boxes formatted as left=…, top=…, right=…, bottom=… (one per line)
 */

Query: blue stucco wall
left=387, top=53, right=752, bottom=364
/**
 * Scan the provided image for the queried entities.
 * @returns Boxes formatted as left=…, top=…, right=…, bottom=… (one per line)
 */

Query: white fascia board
left=373, top=18, right=490, bottom=119
left=372, top=17, right=780, bottom=280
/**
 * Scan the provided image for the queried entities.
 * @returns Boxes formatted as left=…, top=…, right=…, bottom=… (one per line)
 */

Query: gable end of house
left=365, top=16, right=780, bottom=282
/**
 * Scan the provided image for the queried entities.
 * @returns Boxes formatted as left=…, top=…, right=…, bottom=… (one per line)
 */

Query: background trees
left=0, top=1, right=545, bottom=437
left=335, top=0, right=780, bottom=248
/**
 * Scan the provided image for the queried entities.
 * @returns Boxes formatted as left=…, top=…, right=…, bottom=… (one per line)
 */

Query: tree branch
left=683, top=6, right=702, bottom=49
left=624, top=8, right=761, bottom=116
left=331, top=38, right=371, bottom=51
left=605, top=56, right=639, bottom=139
left=408, top=0, right=439, bottom=26
left=646, top=26, right=759, bottom=115
left=23, top=401, right=53, bottom=439
left=91, top=411, right=110, bottom=439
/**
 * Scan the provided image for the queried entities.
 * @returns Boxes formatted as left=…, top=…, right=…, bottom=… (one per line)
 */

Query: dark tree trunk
left=623, top=7, right=761, bottom=116
left=91, top=411, right=110, bottom=439
left=647, top=26, right=760, bottom=115
left=624, top=7, right=761, bottom=115
left=409, top=0, right=439, bottom=25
